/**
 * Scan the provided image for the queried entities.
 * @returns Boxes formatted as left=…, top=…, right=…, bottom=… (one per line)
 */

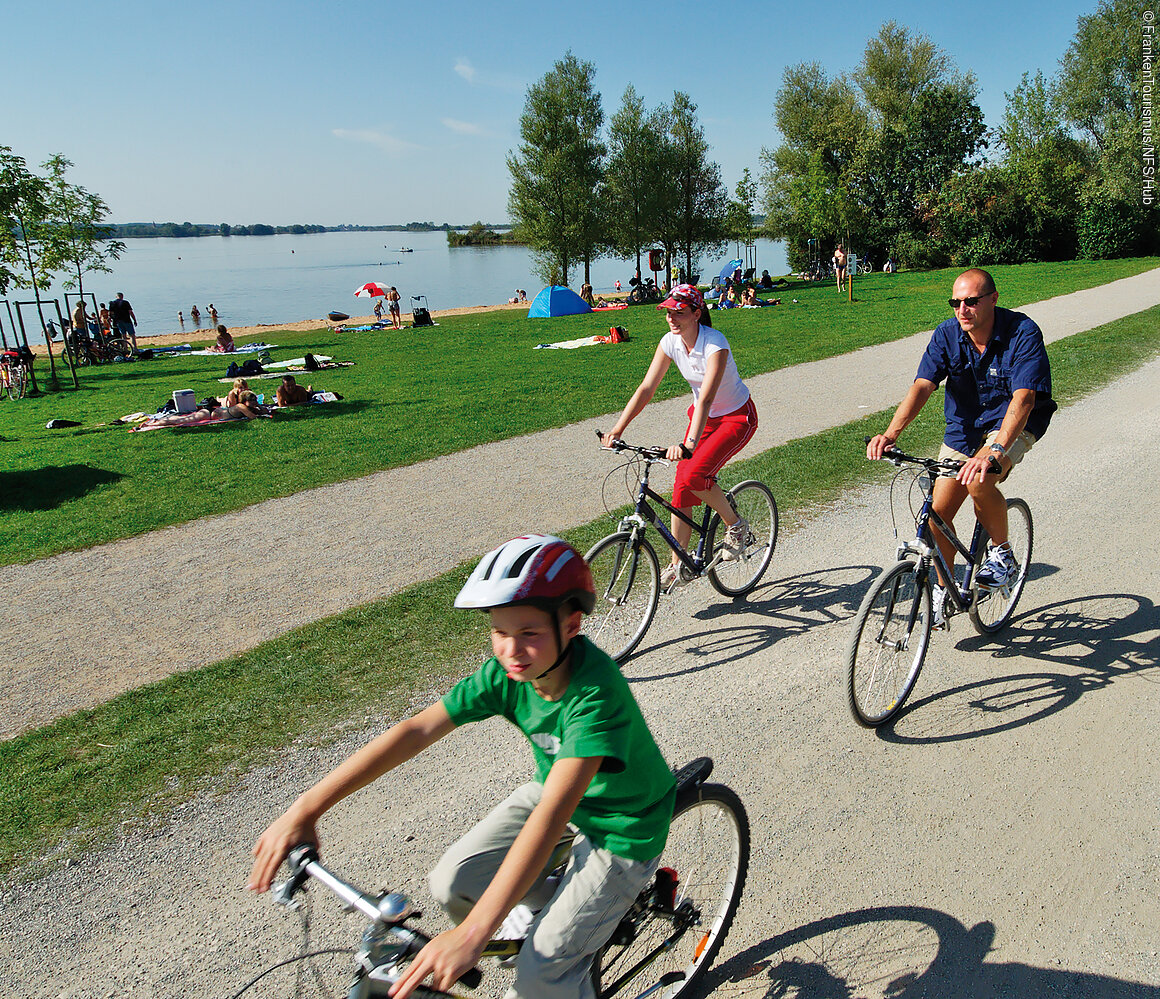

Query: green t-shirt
left=442, top=637, right=675, bottom=861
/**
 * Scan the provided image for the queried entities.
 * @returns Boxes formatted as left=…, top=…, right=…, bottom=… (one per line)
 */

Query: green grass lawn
left=2, top=259, right=1156, bottom=566
left=3, top=301, right=1160, bottom=878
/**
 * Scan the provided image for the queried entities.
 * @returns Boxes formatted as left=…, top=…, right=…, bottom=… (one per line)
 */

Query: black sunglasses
left=948, top=294, right=991, bottom=309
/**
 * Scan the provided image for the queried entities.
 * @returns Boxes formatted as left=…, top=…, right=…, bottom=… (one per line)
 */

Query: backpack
left=226, top=361, right=241, bottom=378
left=240, top=359, right=264, bottom=376
left=303, top=353, right=320, bottom=371
left=608, top=325, right=629, bottom=344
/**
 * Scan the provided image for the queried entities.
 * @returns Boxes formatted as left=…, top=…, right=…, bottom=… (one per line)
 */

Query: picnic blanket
left=592, top=303, right=628, bottom=311
left=186, top=342, right=278, bottom=357
left=334, top=322, right=390, bottom=331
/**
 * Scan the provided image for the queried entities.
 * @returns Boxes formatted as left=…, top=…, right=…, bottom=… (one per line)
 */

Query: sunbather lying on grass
left=138, top=391, right=262, bottom=428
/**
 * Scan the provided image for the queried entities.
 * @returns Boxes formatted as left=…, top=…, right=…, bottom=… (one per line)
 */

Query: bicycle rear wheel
left=969, top=498, right=1033, bottom=634
left=584, top=532, right=660, bottom=663
left=846, top=559, right=932, bottom=727
left=706, top=480, right=778, bottom=597
left=5, top=364, right=28, bottom=400
left=594, top=784, right=749, bottom=999
left=104, top=337, right=133, bottom=359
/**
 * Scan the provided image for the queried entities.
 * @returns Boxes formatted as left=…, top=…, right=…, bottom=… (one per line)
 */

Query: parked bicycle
left=626, top=277, right=663, bottom=305
left=1, top=345, right=33, bottom=400
left=59, top=322, right=133, bottom=365
left=845, top=443, right=1033, bottom=727
left=235, top=757, right=749, bottom=999
left=586, top=434, right=778, bottom=663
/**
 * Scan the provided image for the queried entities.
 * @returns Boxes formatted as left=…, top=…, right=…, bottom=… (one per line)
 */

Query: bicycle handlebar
left=276, top=844, right=484, bottom=990
left=864, top=437, right=1001, bottom=476
left=595, top=430, right=669, bottom=461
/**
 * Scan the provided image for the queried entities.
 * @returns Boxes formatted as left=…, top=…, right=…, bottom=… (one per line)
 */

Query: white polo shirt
left=660, top=326, right=750, bottom=417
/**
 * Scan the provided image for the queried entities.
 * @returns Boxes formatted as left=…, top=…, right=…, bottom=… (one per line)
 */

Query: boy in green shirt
left=250, top=535, right=676, bottom=999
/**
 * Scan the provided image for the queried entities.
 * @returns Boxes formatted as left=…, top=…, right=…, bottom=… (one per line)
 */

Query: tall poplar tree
left=507, top=52, right=605, bottom=286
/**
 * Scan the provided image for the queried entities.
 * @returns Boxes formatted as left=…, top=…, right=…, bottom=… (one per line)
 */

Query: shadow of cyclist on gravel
left=627, top=565, right=879, bottom=680
left=705, top=904, right=1159, bottom=998
left=878, top=592, right=1159, bottom=743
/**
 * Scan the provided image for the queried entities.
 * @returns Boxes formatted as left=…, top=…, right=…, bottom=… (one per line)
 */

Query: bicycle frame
left=897, top=472, right=989, bottom=616
left=620, top=455, right=716, bottom=577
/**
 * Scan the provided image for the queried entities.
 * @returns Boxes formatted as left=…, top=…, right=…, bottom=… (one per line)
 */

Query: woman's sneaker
left=976, top=545, right=1017, bottom=588
left=720, top=517, right=751, bottom=561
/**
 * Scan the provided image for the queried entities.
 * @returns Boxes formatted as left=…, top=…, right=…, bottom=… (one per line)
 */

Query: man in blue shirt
left=867, top=268, right=1056, bottom=604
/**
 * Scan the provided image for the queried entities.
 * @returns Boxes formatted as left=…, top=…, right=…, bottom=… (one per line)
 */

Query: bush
left=1077, top=195, right=1143, bottom=259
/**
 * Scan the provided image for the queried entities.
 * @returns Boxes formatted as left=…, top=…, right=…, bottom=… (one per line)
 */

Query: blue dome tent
left=527, top=285, right=592, bottom=318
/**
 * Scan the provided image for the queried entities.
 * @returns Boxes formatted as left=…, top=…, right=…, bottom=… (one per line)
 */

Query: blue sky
left=7, top=0, right=1097, bottom=226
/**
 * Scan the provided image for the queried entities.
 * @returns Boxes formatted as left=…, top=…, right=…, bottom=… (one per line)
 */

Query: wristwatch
left=988, top=441, right=1007, bottom=457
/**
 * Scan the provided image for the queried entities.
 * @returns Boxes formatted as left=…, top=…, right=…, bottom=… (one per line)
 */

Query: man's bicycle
left=234, top=757, right=749, bottom=999
left=845, top=444, right=1033, bottom=727
left=586, top=435, right=778, bottom=663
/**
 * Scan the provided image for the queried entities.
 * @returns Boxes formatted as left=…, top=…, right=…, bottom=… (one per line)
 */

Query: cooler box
left=173, top=389, right=197, bottom=414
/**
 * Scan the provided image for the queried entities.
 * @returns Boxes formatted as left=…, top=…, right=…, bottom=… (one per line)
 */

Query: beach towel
left=129, top=411, right=273, bottom=432
left=533, top=336, right=605, bottom=350
left=187, top=342, right=278, bottom=357
left=592, top=303, right=628, bottom=311
left=263, top=355, right=333, bottom=369
left=216, top=361, right=353, bottom=382
left=335, top=323, right=390, bottom=331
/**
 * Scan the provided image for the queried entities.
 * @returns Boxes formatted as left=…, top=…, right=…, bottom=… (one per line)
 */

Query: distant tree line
left=507, top=53, right=756, bottom=287
left=761, top=2, right=1156, bottom=271
left=446, top=222, right=523, bottom=246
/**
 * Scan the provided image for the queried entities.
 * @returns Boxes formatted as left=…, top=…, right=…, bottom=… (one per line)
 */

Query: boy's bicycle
left=586, top=434, right=778, bottom=663
left=234, top=757, right=749, bottom=999
left=1, top=346, right=33, bottom=400
left=846, top=444, right=1033, bottom=727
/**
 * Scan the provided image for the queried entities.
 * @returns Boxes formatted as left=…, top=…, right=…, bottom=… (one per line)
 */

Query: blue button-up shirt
left=916, top=307, right=1056, bottom=454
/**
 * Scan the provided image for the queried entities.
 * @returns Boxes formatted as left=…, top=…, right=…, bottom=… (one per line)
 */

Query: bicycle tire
left=594, top=784, right=749, bottom=999
left=584, top=532, right=660, bottom=663
left=706, top=480, right=778, bottom=597
left=8, top=365, right=28, bottom=400
left=105, top=337, right=133, bottom=359
left=846, top=559, right=932, bottom=727
left=968, top=498, right=1033, bottom=635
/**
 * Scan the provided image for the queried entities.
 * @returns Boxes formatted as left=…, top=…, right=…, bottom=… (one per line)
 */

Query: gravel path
left=2, top=353, right=1157, bottom=997
left=3, top=269, right=1160, bottom=739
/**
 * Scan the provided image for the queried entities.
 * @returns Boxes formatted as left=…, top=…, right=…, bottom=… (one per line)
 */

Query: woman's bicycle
left=1, top=346, right=33, bottom=400
left=845, top=443, right=1033, bottom=727
left=235, top=757, right=749, bottom=999
left=586, top=435, right=778, bottom=663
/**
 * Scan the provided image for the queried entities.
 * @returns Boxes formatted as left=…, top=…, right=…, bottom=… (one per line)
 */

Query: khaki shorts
left=939, top=429, right=1036, bottom=478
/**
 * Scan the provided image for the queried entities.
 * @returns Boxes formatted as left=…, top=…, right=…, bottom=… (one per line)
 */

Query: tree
left=658, top=92, right=727, bottom=282
left=604, top=85, right=668, bottom=278
left=41, top=154, right=125, bottom=335
left=507, top=52, right=605, bottom=286
left=759, top=63, right=865, bottom=269
left=723, top=168, right=758, bottom=254
left=0, top=147, right=53, bottom=389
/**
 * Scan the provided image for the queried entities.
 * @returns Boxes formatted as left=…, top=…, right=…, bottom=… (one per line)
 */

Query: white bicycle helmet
left=455, top=535, right=596, bottom=614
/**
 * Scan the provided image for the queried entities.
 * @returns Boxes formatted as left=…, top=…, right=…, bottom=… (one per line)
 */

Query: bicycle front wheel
left=595, top=784, right=749, bottom=999
left=6, top=365, right=28, bottom=400
left=846, top=559, right=932, bottom=727
left=104, top=337, right=133, bottom=359
left=969, top=498, right=1033, bottom=635
left=707, top=480, right=778, bottom=597
left=584, top=532, right=660, bottom=663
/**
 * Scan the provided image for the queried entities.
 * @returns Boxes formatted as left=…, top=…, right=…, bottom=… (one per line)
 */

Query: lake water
left=13, top=230, right=788, bottom=337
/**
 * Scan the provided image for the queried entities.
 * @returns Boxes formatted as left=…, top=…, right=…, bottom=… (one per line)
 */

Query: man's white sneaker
left=931, top=584, right=947, bottom=629
left=720, top=517, right=751, bottom=561
left=661, top=563, right=689, bottom=593
left=976, top=545, right=1018, bottom=589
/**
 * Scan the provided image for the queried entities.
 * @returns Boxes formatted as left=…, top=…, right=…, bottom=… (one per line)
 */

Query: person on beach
left=108, top=293, right=138, bottom=350
left=832, top=245, right=847, bottom=292
left=71, top=300, right=88, bottom=341
left=210, top=325, right=235, bottom=353
left=387, top=286, right=402, bottom=329
left=275, top=375, right=312, bottom=407
left=867, top=268, right=1056, bottom=616
left=142, top=392, right=261, bottom=427
left=99, top=303, right=111, bottom=336
left=601, top=283, right=759, bottom=592
left=373, top=298, right=385, bottom=322
left=225, top=377, right=250, bottom=407
left=249, top=534, right=676, bottom=999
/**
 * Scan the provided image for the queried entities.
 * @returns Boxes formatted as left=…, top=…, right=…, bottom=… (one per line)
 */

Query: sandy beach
left=25, top=300, right=536, bottom=356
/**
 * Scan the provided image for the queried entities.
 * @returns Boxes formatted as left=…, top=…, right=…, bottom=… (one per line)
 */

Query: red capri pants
left=672, top=397, right=758, bottom=508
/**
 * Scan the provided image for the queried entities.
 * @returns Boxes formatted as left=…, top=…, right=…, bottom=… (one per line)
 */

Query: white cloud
left=454, top=58, right=476, bottom=83
left=331, top=128, right=421, bottom=155
left=441, top=117, right=486, bottom=136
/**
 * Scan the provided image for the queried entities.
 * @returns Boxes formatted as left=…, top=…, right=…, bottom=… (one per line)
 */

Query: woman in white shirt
left=601, top=284, right=759, bottom=590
